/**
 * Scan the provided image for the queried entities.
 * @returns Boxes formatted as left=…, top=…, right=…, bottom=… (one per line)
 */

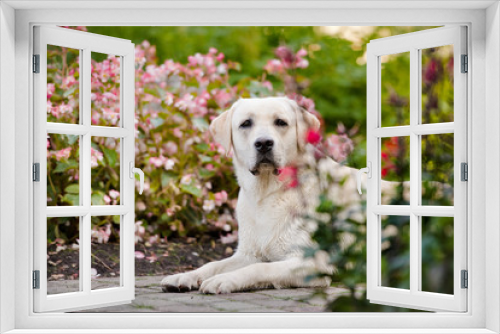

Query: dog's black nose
left=254, top=138, right=274, bottom=153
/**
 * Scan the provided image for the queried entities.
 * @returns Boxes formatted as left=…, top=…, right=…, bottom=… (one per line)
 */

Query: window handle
left=129, top=162, right=144, bottom=195
left=357, top=162, right=372, bottom=195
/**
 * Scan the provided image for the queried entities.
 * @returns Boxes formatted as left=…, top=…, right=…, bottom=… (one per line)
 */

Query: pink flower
left=109, top=189, right=120, bottom=199
left=164, top=141, right=178, bottom=155
left=306, top=129, right=322, bottom=145
left=103, top=195, right=111, bottom=204
left=325, top=134, right=354, bottom=163
left=63, top=76, right=77, bottom=87
left=264, top=59, right=284, bottom=74
left=47, top=83, right=55, bottom=99
left=90, top=148, right=103, bottom=167
left=91, top=224, right=111, bottom=244
left=278, top=166, right=299, bottom=188
left=214, top=190, right=228, bottom=206
left=55, top=147, right=72, bottom=160
left=135, top=221, right=145, bottom=243
left=134, top=251, right=145, bottom=259
left=261, top=81, right=273, bottom=91
left=220, top=231, right=238, bottom=244
left=149, top=157, right=164, bottom=168
left=149, top=235, right=160, bottom=244
left=296, top=48, right=307, bottom=58
left=275, top=46, right=294, bottom=68
left=146, top=253, right=158, bottom=263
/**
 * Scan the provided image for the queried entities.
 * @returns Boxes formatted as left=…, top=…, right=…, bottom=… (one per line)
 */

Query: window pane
left=422, top=133, right=454, bottom=206
left=47, top=217, right=80, bottom=295
left=47, top=45, right=80, bottom=124
left=381, top=215, right=410, bottom=290
left=91, top=52, right=121, bottom=127
left=421, top=216, right=454, bottom=294
left=381, top=136, right=410, bottom=205
left=421, top=45, right=454, bottom=124
left=91, top=215, right=121, bottom=290
left=47, top=134, right=80, bottom=206
left=381, top=52, right=410, bottom=127
left=91, top=137, right=120, bottom=205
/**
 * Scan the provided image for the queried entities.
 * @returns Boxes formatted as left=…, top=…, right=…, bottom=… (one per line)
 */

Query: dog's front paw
left=199, top=273, right=240, bottom=294
left=161, top=272, right=200, bottom=293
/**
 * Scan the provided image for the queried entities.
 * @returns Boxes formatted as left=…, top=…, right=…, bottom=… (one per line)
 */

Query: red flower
left=278, top=166, right=299, bottom=189
left=306, top=129, right=321, bottom=145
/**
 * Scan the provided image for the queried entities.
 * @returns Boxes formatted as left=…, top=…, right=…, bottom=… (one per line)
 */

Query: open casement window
left=365, top=26, right=467, bottom=312
left=33, top=26, right=139, bottom=312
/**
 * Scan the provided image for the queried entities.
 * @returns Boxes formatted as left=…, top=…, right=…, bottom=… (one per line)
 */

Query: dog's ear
left=209, top=102, right=238, bottom=155
left=287, top=98, right=320, bottom=150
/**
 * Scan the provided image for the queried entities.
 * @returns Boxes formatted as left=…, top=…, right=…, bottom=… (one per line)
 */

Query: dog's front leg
left=161, top=253, right=257, bottom=292
left=200, top=257, right=330, bottom=294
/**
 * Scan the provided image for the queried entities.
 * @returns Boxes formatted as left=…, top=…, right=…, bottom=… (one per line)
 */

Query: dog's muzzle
left=249, top=154, right=279, bottom=176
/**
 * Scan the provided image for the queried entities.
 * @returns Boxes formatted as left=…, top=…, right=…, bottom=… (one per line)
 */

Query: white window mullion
left=81, top=47, right=92, bottom=295
left=121, top=49, right=136, bottom=300
left=373, top=123, right=454, bottom=138
left=409, top=47, right=419, bottom=295
left=366, top=49, right=380, bottom=300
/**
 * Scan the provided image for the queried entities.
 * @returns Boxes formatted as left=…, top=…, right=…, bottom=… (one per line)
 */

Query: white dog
left=161, top=97, right=357, bottom=294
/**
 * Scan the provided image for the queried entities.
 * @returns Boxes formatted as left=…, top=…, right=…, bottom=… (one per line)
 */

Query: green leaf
left=192, top=117, right=209, bottom=131
left=65, top=184, right=79, bottom=194
left=54, top=160, right=79, bottom=173
left=180, top=183, right=202, bottom=198
left=151, top=118, right=164, bottom=128
left=161, top=172, right=177, bottom=188
left=67, top=135, right=79, bottom=145
left=199, top=155, right=213, bottom=163
left=91, top=193, right=105, bottom=205
left=199, top=168, right=215, bottom=179
left=103, top=147, right=118, bottom=167
left=62, top=194, right=79, bottom=206
left=62, top=86, right=77, bottom=98
left=195, top=143, right=210, bottom=152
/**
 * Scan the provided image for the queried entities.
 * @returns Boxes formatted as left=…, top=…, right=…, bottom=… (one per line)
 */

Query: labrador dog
left=161, top=96, right=359, bottom=294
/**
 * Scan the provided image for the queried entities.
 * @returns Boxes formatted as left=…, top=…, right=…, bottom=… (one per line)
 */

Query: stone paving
left=49, top=276, right=352, bottom=313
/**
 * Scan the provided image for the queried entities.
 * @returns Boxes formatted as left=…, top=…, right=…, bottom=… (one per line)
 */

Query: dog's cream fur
left=161, top=97, right=355, bottom=294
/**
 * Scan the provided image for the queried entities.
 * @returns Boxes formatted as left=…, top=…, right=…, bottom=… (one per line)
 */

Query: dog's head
left=209, top=97, right=320, bottom=176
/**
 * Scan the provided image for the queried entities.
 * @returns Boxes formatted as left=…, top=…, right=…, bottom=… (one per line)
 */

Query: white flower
left=164, top=159, right=175, bottom=170
left=202, top=199, right=215, bottom=212
left=180, top=174, right=193, bottom=185
left=109, top=189, right=120, bottom=199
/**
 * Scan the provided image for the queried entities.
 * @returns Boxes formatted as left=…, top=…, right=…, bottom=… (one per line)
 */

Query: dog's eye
left=240, top=119, right=252, bottom=128
left=275, top=119, right=288, bottom=127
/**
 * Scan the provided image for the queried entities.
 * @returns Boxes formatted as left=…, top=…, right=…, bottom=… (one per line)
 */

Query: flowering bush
left=46, top=33, right=354, bottom=248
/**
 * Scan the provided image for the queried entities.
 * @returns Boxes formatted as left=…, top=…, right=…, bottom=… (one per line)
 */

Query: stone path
left=48, top=276, right=352, bottom=313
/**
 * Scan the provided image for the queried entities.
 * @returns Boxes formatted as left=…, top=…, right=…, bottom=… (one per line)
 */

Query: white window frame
left=366, top=26, right=468, bottom=312
left=0, top=1, right=498, bottom=333
left=33, top=26, right=136, bottom=313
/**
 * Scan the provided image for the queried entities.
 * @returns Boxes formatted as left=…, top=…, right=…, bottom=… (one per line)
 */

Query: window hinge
left=461, top=54, right=468, bottom=73
left=461, top=270, right=468, bottom=289
left=33, top=270, right=40, bottom=289
left=33, top=163, right=40, bottom=182
left=33, top=54, right=40, bottom=73
left=461, top=162, right=468, bottom=181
